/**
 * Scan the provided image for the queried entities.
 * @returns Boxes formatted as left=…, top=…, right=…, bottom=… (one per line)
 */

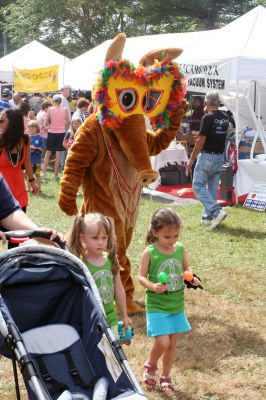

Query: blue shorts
left=147, top=311, right=191, bottom=337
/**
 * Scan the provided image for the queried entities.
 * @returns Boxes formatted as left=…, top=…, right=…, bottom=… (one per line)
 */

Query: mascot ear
left=139, top=48, right=183, bottom=66
left=105, top=32, right=126, bottom=62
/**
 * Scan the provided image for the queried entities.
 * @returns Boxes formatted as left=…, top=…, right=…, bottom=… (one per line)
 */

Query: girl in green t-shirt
left=68, top=212, right=132, bottom=335
left=139, top=208, right=201, bottom=394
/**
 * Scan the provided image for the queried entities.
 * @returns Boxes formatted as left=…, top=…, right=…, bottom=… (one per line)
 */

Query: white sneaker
left=210, top=209, right=227, bottom=230
left=41, top=174, right=47, bottom=182
left=201, top=218, right=212, bottom=226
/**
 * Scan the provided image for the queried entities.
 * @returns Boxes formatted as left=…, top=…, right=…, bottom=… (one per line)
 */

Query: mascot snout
left=112, top=114, right=158, bottom=186
left=137, top=169, right=158, bottom=187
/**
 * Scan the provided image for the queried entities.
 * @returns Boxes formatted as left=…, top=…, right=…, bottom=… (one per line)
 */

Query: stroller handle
left=3, top=230, right=67, bottom=249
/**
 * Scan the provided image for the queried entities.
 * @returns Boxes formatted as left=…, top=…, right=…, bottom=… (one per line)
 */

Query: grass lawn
left=0, top=172, right=265, bottom=400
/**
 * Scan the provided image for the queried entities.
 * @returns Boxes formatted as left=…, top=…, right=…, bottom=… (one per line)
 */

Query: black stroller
left=0, top=230, right=146, bottom=400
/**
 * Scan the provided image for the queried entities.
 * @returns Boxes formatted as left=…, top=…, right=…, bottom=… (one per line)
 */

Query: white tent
left=0, top=40, right=70, bottom=89
left=178, top=5, right=266, bottom=199
left=64, top=6, right=266, bottom=199
left=65, top=30, right=216, bottom=90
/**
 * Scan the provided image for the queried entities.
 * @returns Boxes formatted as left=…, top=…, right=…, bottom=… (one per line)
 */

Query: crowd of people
left=0, top=88, right=231, bottom=395
left=0, top=174, right=200, bottom=394
left=0, top=86, right=93, bottom=205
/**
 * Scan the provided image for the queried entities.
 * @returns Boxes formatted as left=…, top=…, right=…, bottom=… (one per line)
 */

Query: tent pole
left=12, top=63, right=14, bottom=90
left=235, top=76, right=240, bottom=205
left=63, top=57, right=66, bottom=86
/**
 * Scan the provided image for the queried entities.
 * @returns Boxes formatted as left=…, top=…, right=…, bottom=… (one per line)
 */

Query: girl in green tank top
left=139, top=208, right=201, bottom=394
left=68, top=212, right=132, bottom=334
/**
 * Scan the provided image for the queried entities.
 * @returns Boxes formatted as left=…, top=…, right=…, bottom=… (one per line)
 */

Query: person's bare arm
left=0, top=210, right=64, bottom=246
left=186, top=135, right=206, bottom=173
left=65, top=109, right=70, bottom=130
left=113, top=271, right=132, bottom=328
left=1, top=209, right=38, bottom=231
left=183, top=248, right=201, bottom=287
left=23, top=140, right=39, bottom=193
left=45, top=109, right=50, bottom=127
left=139, top=248, right=167, bottom=293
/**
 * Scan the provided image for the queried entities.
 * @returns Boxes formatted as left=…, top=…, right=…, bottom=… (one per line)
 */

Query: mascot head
left=94, top=33, right=186, bottom=129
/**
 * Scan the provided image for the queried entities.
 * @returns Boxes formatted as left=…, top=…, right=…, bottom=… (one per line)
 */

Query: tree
left=1, top=0, right=264, bottom=58
left=0, top=0, right=13, bottom=57
left=133, top=0, right=257, bottom=31
left=2, top=0, right=136, bottom=58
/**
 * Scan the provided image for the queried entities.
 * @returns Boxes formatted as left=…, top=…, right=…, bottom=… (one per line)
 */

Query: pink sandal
left=159, top=376, right=175, bottom=394
left=143, top=361, right=158, bottom=389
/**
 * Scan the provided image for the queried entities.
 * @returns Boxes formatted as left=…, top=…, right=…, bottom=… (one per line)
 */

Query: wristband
left=29, top=177, right=35, bottom=182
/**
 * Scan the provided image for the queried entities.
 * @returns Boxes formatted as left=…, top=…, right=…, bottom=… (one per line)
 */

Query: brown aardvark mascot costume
left=58, top=33, right=188, bottom=314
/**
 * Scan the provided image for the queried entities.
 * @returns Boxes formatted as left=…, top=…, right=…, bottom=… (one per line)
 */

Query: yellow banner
left=13, top=65, right=59, bottom=93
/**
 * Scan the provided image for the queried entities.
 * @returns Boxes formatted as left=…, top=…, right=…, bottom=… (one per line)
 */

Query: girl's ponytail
left=67, top=214, right=87, bottom=260
left=146, top=225, right=157, bottom=244
left=105, top=216, right=120, bottom=275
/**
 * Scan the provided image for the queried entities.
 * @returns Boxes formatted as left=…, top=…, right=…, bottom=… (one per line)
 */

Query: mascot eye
left=142, top=90, right=163, bottom=113
left=116, top=89, right=138, bottom=112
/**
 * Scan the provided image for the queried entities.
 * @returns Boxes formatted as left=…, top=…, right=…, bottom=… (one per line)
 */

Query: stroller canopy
left=0, top=246, right=145, bottom=400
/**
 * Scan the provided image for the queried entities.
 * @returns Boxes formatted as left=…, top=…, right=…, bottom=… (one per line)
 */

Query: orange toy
left=183, top=271, right=203, bottom=290
left=183, top=271, right=194, bottom=282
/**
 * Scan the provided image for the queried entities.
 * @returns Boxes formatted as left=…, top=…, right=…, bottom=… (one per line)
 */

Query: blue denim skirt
left=147, top=311, right=191, bottom=337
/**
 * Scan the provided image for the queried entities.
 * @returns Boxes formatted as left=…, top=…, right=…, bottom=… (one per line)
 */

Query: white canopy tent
left=65, top=7, right=266, bottom=199
left=65, top=30, right=216, bottom=90
left=178, top=5, right=266, bottom=199
left=0, top=40, right=70, bottom=89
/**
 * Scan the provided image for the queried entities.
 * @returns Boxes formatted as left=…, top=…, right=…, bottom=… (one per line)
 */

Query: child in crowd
left=67, top=95, right=77, bottom=117
left=63, top=119, right=82, bottom=152
left=36, top=100, right=51, bottom=143
left=61, top=119, right=82, bottom=169
left=28, top=120, right=45, bottom=192
left=68, top=212, right=132, bottom=337
left=139, top=208, right=201, bottom=394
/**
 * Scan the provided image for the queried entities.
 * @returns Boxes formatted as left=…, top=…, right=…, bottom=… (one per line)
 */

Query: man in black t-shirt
left=187, top=92, right=229, bottom=229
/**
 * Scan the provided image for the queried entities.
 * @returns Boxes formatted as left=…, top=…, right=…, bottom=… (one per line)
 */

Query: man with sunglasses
left=186, top=91, right=229, bottom=229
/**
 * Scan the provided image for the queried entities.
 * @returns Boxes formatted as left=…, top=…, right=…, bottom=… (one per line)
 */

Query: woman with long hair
left=0, top=108, right=39, bottom=215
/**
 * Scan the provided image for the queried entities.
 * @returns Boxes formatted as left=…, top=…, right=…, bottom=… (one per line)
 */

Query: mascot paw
left=169, top=99, right=189, bottom=130
left=58, top=196, right=78, bottom=216
left=126, top=299, right=145, bottom=315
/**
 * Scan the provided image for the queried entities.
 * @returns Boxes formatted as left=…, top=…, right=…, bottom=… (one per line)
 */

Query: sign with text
left=14, top=65, right=59, bottom=93
left=180, top=62, right=230, bottom=94
left=243, top=182, right=266, bottom=211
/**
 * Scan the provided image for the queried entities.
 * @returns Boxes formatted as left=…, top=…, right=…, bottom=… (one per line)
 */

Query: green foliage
left=0, top=173, right=265, bottom=400
left=0, top=0, right=265, bottom=58
left=14, top=173, right=265, bottom=309
left=0, top=0, right=14, bottom=55
left=1, top=0, right=136, bottom=58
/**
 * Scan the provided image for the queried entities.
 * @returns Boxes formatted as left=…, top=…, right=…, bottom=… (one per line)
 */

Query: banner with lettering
left=14, top=65, right=59, bottom=93
left=243, top=182, right=266, bottom=212
left=180, top=62, right=230, bottom=94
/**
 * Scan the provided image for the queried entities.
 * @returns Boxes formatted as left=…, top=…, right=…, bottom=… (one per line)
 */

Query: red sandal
left=159, top=376, right=175, bottom=394
left=143, top=361, right=158, bottom=389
